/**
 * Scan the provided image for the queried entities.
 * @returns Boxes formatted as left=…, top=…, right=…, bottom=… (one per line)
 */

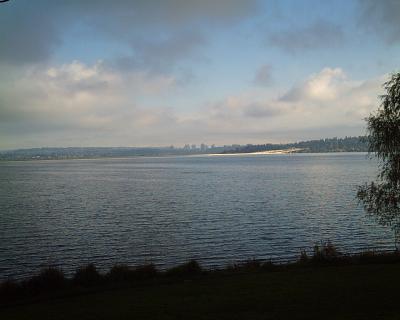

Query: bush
left=242, top=259, right=263, bottom=269
left=165, top=260, right=202, bottom=277
left=312, top=241, right=341, bottom=262
left=73, top=263, right=103, bottom=287
left=226, top=259, right=278, bottom=272
left=356, top=250, right=400, bottom=264
left=261, top=260, right=277, bottom=271
left=106, top=264, right=158, bottom=283
left=0, top=279, right=20, bottom=301
left=299, top=249, right=309, bottom=263
left=133, top=264, right=158, bottom=279
left=24, top=267, right=66, bottom=293
left=107, top=264, right=134, bottom=282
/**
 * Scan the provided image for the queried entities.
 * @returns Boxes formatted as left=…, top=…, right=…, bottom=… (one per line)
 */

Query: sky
left=0, top=0, right=400, bottom=149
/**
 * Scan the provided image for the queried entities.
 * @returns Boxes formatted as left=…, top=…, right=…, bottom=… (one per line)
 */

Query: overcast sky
left=1, top=0, right=400, bottom=149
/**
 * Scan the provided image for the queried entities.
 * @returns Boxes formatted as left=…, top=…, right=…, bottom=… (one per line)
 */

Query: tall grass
left=298, top=241, right=342, bottom=264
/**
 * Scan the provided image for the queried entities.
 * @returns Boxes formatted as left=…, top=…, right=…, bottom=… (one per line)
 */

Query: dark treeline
left=222, top=136, right=368, bottom=154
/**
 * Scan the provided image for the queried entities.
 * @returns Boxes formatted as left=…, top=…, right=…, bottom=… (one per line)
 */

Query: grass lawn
left=2, top=263, right=400, bottom=320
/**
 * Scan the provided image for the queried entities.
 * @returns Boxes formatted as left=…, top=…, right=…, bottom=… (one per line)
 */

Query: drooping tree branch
left=358, top=72, right=400, bottom=236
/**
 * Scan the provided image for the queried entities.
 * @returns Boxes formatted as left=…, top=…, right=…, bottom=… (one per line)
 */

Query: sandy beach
left=208, top=148, right=303, bottom=156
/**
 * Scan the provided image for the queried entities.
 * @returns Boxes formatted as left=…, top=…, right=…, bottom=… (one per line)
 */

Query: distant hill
left=221, top=136, right=368, bottom=154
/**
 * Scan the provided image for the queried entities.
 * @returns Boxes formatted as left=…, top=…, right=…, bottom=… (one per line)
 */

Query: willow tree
left=358, top=72, right=400, bottom=242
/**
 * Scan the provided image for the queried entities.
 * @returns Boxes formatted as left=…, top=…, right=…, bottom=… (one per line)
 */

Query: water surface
left=0, top=153, right=394, bottom=279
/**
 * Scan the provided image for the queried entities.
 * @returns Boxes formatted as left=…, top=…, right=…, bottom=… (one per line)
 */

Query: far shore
left=208, top=147, right=304, bottom=156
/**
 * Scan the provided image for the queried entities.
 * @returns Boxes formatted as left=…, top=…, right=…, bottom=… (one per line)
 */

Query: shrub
left=241, top=259, right=274, bottom=270
left=242, top=259, right=263, bottom=269
left=165, top=260, right=202, bottom=277
left=0, top=279, right=20, bottom=300
left=107, top=264, right=134, bottom=282
left=261, top=259, right=277, bottom=271
left=229, top=259, right=277, bottom=272
left=312, top=241, right=341, bottom=262
left=299, top=249, right=309, bottom=263
left=73, top=263, right=102, bottom=287
left=133, top=264, right=158, bottom=279
left=24, top=267, right=66, bottom=293
left=356, top=250, right=400, bottom=264
left=106, top=263, right=158, bottom=283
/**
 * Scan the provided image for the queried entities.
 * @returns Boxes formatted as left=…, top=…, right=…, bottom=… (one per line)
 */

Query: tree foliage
left=358, top=72, right=400, bottom=234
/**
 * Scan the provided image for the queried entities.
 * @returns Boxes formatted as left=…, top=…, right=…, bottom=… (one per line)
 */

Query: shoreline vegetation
left=0, top=136, right=367, bottom=161
left=3, top=245, right=400, bottom=319
left=2, top=244, right=400, bottom=307
left=4, top=265, right=400, bottom=320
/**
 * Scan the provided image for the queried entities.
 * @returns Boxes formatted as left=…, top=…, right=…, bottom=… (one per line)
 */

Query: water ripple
left=0, top=153, right=395, bottom=280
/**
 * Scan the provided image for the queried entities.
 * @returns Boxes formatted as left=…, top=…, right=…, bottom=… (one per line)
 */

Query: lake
left=0, top=153, right=395, bottom=280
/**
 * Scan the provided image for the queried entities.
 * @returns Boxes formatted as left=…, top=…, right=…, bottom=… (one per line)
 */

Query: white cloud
left=189, top=67, right=385, bottom=143
left=0, top=63, right=386, bottom=148
left=0, top=61, right=180, bottom=147
left=281, top=68, right=347, bottom=102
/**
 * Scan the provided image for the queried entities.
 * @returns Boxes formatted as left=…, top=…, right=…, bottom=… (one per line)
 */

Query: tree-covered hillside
left=222, top=136, right=368, bottom=154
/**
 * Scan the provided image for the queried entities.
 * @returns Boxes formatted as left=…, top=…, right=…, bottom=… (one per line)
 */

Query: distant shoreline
left=0, top=136, right=368, bottom=161
left=209, top=148, right=304, bottom=156
left=0, top=150, right=370, bottom=162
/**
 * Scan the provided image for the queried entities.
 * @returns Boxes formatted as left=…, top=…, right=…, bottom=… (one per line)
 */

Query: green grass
left=2, top=263, right=400, bottom=320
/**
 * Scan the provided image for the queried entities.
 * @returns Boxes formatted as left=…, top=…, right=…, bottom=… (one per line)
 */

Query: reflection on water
left=0, top=153, right=394, bottom=279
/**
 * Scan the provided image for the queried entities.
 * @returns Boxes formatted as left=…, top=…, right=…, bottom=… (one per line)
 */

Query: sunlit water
left=0, top=153, right=395, bottom=280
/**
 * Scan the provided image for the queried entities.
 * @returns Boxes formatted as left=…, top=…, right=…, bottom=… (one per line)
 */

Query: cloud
left=269, top=20, right=344, bottom=53
left=253, top=65, right=273, bottom=86
left=0, top=61, right=180, bottom=147
left=275, top=67, right=384, bottom=132
left=0, top=0, right=258, bottom=65
left=114, top=31, right=207, bottom=74
left=209, top=96, right=284, bottom=120
left=281, top=68, right=347, bottom=102
left=243, top=103, right=280, bottom=118
left=0, top=61, right=386, bottom=148
left=70, top=0, right=259, bottom=30
left=358, top=0, right=400, bottom=44
left=0, top=2, right=63, bottom=64
left=191, top=67, right=385, bottom=144
left=279, top=68, right=385, bottom=127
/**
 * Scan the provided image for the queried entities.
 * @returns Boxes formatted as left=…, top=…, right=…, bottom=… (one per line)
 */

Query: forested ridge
left=223, top=136, right=367, bottom=154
